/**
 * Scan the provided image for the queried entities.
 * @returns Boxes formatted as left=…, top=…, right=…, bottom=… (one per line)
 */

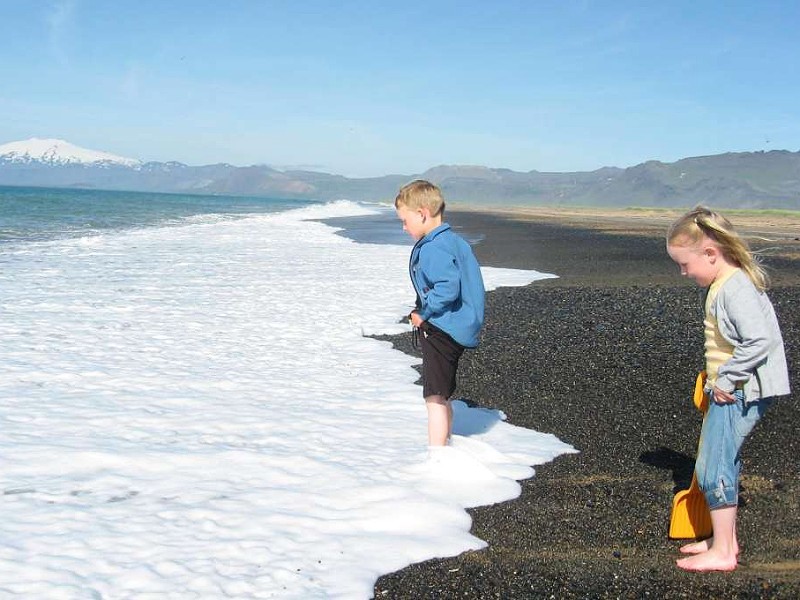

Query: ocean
left=0, top=185, right=573, bottom=598
left=0, top=185, right=320, bottom=245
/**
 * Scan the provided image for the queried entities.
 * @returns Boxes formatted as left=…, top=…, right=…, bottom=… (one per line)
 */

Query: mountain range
left=1, top=138, right=799, bottom=209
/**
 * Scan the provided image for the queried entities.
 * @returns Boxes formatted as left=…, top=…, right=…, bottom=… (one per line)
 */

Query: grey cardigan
left=710, top=269, right=790, bottom=402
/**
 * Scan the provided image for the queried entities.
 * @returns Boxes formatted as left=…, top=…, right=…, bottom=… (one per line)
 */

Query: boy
left=395, top=180, right=485, bottom=447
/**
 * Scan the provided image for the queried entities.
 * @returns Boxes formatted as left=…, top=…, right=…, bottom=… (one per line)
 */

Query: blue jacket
left=409, top=223, right=485, bottom=348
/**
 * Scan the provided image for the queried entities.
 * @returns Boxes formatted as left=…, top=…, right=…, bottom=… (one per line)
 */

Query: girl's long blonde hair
left=667, top=205, right=768, bottom=291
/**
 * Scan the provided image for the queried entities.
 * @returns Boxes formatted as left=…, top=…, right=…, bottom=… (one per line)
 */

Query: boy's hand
left=409, top=311, right=425, bottom=328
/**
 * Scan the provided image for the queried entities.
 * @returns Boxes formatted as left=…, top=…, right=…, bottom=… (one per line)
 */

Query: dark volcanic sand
left=373, top=210, right=800, bottom=599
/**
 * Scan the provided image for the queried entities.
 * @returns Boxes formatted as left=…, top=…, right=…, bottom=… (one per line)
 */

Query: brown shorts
left=420, top=323, right=465, bottom=399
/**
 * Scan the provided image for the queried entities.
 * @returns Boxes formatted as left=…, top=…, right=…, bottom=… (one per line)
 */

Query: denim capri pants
left=695, top=389, right=774, bottom=510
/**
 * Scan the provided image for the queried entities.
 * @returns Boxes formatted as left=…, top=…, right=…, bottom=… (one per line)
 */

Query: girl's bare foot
left=679, top=538, right=739, bottom=556
left=680, top=539, right=711, bottom=554
left=676, top=550, right=737, bottom=572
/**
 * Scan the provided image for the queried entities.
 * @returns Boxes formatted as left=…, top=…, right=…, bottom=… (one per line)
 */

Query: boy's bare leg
left=426, top=395, right=450, bottom=446
left=447, top=400, right=453, bottom=442
left=676, top=506, right=738, bottom=571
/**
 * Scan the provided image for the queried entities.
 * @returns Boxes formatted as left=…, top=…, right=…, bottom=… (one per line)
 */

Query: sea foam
left=0, top=200, right=575, bottom=598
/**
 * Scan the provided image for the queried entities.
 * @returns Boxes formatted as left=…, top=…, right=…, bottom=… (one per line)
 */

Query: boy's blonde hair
left=667, top=205, right=768, bottom=291
left=394, top=180, right=445, bottom=216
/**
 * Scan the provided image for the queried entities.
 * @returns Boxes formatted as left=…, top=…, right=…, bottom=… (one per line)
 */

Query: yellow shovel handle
left=693, top=370, right=708, bottom=413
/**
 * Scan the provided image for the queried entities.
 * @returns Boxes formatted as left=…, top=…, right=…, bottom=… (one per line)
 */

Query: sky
left=1, top=0, right=799, bottom=177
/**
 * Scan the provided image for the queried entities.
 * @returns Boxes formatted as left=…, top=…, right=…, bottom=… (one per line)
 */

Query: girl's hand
left=712, top=386, right=736, bottom=404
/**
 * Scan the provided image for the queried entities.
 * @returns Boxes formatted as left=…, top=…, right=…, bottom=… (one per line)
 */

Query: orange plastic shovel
left=669, top=371, right=712, bottom=539
left=692, top=370, right=709, bottom=413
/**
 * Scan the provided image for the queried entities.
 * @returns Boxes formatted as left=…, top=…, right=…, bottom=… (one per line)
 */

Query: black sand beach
left=373, top=209, right=800, bottom=599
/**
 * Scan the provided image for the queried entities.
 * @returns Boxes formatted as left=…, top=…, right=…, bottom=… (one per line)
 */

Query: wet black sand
left=373, top=209, right=800, bottom=599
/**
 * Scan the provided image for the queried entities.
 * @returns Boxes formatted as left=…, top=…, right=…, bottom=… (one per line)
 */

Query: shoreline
left=374, top=208, right=800, bottom=599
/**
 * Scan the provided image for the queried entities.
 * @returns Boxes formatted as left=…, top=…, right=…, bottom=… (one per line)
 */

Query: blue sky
left=1, top=1, right=798, bottom=177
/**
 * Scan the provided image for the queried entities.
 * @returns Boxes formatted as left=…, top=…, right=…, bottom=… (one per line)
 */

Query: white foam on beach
left=0, top=200, right=575, bottom=599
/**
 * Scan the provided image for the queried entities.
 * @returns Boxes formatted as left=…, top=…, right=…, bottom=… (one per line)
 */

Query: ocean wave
left=0, top=191, right=568, bottom=598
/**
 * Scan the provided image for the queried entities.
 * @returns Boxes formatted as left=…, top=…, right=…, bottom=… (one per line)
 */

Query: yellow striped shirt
left=704, top=269, right=739, bottom=385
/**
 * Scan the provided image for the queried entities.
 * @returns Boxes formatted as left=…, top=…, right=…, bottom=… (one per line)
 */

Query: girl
left=666, top=206, right=790, bottom=572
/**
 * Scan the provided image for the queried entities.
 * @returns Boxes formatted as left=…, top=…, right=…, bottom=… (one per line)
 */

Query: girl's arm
left=716, top=285, right=774, bottom=393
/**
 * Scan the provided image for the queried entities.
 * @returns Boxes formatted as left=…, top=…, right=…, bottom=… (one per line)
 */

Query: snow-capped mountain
left=0, top=138, right=141, bottom=167
left=0, top=137, right=798, bottom=208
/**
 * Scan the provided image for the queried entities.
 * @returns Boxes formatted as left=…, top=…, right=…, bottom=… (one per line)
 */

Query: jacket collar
left=414, top=223, right=451, bottom=249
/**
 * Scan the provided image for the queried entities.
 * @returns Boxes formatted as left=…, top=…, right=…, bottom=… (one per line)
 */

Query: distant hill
left=1, top=138, right=798, bottom=209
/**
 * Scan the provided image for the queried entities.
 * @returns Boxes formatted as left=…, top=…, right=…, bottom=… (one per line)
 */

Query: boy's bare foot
left=676, top=550, right=737, bottom=572
left=679, top=538, right=739, bottom=556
